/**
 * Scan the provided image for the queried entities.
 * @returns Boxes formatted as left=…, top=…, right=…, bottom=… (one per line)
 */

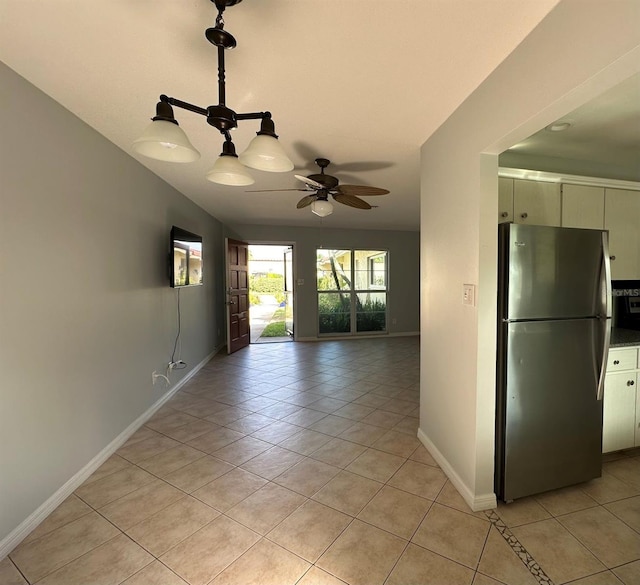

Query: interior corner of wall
left=417, top=427, right=496, bottom=512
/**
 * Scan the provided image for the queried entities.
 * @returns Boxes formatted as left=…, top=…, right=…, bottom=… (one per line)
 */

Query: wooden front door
left=226, top=238, right=250, bottom=354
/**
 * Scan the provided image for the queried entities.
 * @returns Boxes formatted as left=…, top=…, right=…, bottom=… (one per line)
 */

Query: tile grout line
left=483, top=509, right=555, bottom=585
left=10, top=344, right=420, bottom=584
left=7, top=557, right=29, bottom=585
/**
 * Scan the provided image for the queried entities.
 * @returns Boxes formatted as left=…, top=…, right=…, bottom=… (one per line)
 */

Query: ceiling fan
left=247, top=158, right=389, bottom=216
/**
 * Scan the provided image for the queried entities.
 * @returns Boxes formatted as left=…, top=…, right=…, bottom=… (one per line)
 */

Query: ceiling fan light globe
left=132, top=120, right=200, bottom=162
left=206, top=154, right=255, bottom=186
left=239, top=134, right=294, bottom=172
left=311, top=200, right=333, bottom=217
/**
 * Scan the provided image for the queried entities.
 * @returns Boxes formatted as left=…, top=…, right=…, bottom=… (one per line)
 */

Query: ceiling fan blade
left=297, top=195, right=317, bottom=209
left=245, top=188, right=309, bottom=192
left=338, top=185, right=390, bottom=197
left=294, top=174, right=324, bottom=189
left=333, top=193, right=372, bottom=210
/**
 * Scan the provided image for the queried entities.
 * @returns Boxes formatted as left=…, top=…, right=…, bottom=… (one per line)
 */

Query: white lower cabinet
left=602, top=346, right=640, bottom=453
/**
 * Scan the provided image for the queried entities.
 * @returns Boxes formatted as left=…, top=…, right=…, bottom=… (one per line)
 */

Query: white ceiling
left=1, top=0, right=566, bottom=230
left=501, top=73, right=640, bottom=182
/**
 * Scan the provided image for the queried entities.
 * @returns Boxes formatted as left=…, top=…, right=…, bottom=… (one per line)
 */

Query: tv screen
left=170, top=226, right=203, bottom=287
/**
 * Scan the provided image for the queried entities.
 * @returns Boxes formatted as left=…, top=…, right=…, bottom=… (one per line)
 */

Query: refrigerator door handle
left=596, top=231, right=612, bottom=401
left=601, top=231, right=612, bottom=318
left=596, top=317, right=611, bottom=401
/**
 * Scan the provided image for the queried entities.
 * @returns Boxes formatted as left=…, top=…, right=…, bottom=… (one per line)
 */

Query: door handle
left=628, top=380, right=635, bottom=387
left=596, top=231, right=612, bottom=402
left=596, top=315, right=611, bottom=401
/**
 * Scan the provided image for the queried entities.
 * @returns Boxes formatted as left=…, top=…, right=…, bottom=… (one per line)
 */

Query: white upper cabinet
left=513, top=179, right=561, bottom=226
left=497, top=173, right=639, bottom=278
left=561, top=184, right=605, bottom=229
left=498, top=178, right=514, bottom=223
left=605, top=188, right=640, bottom=280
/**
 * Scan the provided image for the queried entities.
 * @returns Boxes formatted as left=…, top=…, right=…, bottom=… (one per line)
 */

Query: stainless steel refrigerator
left=496, top=223, right=611, bottom=502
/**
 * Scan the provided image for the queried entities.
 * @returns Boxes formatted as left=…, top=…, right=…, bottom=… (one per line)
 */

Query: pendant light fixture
left=132, top=0, right=293, bottom=186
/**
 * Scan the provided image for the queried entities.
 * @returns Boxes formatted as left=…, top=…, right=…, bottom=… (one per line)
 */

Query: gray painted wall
left=0, top=63, right=225, bottom=542
left=226, top=224, right=420, bottom=339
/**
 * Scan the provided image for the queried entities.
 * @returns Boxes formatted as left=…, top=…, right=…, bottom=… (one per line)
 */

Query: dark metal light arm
left=160, top=95, right=207, bottom=117
left=159, top=94, right=276, bottom=136
left=236, top=111, right=271, bottom=121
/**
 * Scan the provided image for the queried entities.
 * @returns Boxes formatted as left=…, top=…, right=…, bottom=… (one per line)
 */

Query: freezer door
left=497, top=318, right=603, bottom=501
left=500, top=224, right=608, bottom=320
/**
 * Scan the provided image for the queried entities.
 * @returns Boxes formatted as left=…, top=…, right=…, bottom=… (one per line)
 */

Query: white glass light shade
left=239, top=134, right=294, bottom=172
left=133, top=120, right=200, bottom=162
left=311, top=200, right=333, bottom=217
left=206, top=155, right=255, bottom=186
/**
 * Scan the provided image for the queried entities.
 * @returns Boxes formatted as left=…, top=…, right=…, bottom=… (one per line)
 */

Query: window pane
left=317, top=250, right=352, bottom=290
left=353, top=250, right=387, bottom=290
left=318, top=292, right=351, bottom=334
left=173, top=246, right=187, bottom=286
left=189, top=245, right=203, bottom=285
left=356, top=292, right=386, bottom=332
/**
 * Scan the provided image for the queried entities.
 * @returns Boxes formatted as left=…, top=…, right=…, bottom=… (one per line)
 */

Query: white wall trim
left=296, top=331, right=420, bottom=342
left=498, top=167, right=640, bottom=191
left=417, top=428, right=497, bottom=512
left=0, top=345, right=223, bottom=559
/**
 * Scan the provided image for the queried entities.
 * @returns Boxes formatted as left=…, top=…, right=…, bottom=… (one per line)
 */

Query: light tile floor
left=3, top=337, right=640, bottom=585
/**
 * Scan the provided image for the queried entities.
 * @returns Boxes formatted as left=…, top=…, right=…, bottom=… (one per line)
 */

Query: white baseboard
left=417, top=428, right=497, bottom=512
left=0, top=345, right=222, bottom=559
left=296, top=331, right=420, bottom=342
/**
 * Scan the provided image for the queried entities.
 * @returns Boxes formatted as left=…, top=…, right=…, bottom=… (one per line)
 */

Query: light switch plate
left=462, top=284, right=476, bottom=306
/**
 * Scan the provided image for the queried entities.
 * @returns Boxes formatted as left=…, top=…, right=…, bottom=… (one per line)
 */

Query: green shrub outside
left=249, top=291, right=261, bottom=306
left=250, top=275, right=285, bottom=304
left=250, top=274, right=283, bottom=293
left=318, top=296, right=386, bottom=333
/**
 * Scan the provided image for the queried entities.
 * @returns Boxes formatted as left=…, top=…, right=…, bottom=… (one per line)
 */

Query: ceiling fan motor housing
left=308, top=174, right=339, bottom=189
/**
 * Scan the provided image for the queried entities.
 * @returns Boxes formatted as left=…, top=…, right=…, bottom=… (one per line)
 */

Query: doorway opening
left=248, top=244, right=294, bottom=344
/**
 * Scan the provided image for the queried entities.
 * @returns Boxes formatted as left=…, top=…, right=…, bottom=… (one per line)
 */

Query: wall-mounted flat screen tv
left=170, top=226, right=203, bottom=287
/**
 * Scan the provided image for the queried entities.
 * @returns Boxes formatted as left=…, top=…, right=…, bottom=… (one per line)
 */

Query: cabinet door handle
left=628, top=380, right=635, bottom=386
left=613, top=360, right=620, bottom=365
left=520, top=213, right=528, bottom=219
left=610, top=255, right=616, bottom=261
left=501, top=212, right=508, bottom=218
